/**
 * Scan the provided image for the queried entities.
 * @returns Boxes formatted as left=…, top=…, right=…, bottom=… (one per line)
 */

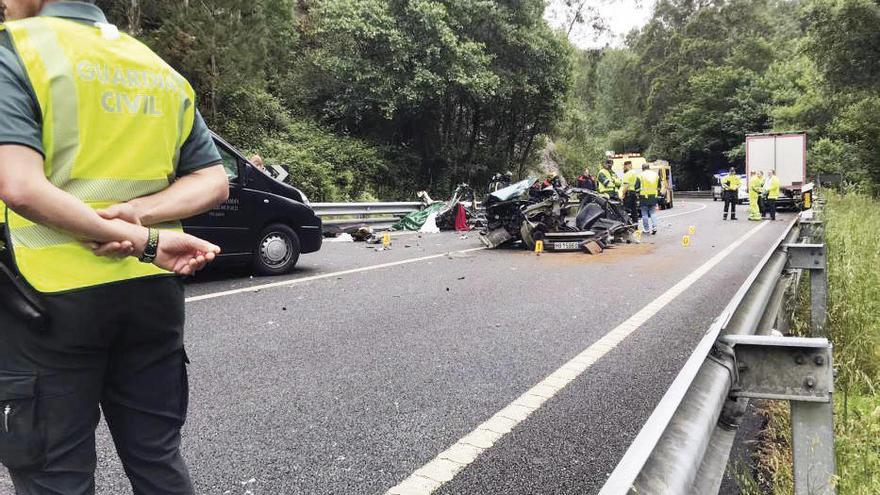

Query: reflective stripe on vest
left=639, top=171, right=659, bottom=198
left=4, top=17, right=196, bottom=293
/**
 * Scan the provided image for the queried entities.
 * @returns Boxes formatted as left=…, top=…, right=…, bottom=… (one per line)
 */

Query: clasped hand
left=85, top=203, right=221, bottom=276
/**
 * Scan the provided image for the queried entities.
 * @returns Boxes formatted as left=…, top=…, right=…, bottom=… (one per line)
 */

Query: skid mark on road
left=185, top=247, right=486, bottom=303
left=385, top=220, right=769, bottom=495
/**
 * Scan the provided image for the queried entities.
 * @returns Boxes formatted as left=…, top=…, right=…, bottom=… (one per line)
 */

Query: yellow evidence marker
left=382, top=232, right=392, bottom=248
left=634, top=229, right=642, bottom=242
left=535, top=240, right=544, bottom=255
left=682, top=235, right=691, bottom=247
left=688, top=225, right=696, bottom=235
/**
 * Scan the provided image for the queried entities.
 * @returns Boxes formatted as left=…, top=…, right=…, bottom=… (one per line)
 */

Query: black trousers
left=623, top=192, right=639, bottom=223
left=0, top=276, right=193, bottom=495
left=766, top=198, right=777, bottom=220
left=722, top=191, right=738, bottom=219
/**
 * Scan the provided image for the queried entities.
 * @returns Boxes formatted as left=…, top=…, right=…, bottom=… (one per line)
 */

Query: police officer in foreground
left=0, top=1, right=230, bottom=493
left=597, top=159, right=621, bottom=200
left=721, top=167, right=741, bottom=220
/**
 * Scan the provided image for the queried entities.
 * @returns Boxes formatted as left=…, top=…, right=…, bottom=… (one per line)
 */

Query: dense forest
left=96, top=0, right=879, bottom=199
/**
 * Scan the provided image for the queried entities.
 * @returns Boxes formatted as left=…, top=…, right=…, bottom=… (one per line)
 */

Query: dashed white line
left=185, top=247, right=486, bottom=303
left=385, top=220, right=769, bottom=495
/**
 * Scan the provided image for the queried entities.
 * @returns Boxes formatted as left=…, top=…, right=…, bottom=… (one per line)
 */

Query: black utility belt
left=0, top=263, right=48, bottom=332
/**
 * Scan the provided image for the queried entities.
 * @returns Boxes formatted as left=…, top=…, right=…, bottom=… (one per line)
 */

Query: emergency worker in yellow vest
left=619, top=161, right=639, bottom=223
left=0, top=1, right=230, bottom=493
left=748, top=171, right=762, bottom=220
left=597, top=159, right=622, bottom=200
left=634, top=163, right=659, bottom=234
left=720, top=167, right=741, bottom=220
left=755, top=170, right=766, bottom=217
left=764, top=170, right=781, bottom=220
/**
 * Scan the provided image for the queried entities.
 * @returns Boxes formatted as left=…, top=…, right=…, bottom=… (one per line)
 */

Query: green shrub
left=753, top=191, right=880, bottom=494
left=211, top=87, right=389, bottom=202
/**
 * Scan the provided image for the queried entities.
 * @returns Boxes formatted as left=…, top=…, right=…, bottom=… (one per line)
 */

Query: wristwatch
left=138, top=228, right=159, bottom=263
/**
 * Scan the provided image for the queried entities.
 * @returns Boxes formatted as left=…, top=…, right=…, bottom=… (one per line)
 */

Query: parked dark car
left=182, top=133, right=322, bottom=275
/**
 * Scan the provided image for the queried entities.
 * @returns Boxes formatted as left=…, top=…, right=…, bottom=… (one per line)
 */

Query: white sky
left=544, top=0, right=656, bottom=49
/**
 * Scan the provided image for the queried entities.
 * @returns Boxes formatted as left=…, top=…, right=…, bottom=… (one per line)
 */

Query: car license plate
left=553, top=241, right=580, bottom=250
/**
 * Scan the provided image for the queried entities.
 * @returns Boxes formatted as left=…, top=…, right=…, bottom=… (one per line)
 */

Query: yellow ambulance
left=607, top=153, right=675, bottom=209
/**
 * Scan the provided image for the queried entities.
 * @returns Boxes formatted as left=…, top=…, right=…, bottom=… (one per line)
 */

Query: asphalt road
left=0, top=200, right=793, bottom=495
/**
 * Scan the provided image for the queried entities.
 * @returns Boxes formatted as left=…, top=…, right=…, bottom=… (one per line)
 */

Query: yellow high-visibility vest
left=622, top=169, right=639, bottom=194
left=597, top=168, right=620, bottom=194
left=749, top=177, right=762, bottom=194
left=722, top=174, right=742, bottom=191
left=639, top=170, right=659, bottom=198
left=766, top=176, right=781, bottom=199
left=3, top=17, right=195, bottom=293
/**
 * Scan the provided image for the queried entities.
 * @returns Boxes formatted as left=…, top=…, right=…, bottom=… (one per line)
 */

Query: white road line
left=184, top=247, right=486, bottom=303
left=188, top=200, right=706, bottom=304
left=385, top=220, right=770, bottom=495
left=657, top=201, right=708, bottom=220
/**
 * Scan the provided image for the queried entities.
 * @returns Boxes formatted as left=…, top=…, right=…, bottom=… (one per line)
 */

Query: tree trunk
left=517, top=124, right=539, bottom=179
left=127, top=0, right=141, bottom=34
left=463, top=106, right=481, bottom=182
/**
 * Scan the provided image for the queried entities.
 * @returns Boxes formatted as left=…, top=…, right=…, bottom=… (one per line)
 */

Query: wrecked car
left=479, top=179, right=636, bottom=252
left=392, top=183, right=479, bottom=232
left=435, top=183, right=479, bottom=230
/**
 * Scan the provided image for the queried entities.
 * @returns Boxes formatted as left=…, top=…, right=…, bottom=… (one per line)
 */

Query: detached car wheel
left=254, top=224, right=300, bottom=275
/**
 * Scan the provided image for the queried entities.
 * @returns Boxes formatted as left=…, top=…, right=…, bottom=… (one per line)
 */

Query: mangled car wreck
left=391, top=183, right=479, bottom=232
left=479, top=178, right=636, bottom=253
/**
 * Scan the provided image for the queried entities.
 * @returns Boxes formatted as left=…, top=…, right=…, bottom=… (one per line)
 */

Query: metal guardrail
left=313, top=192, right=702, bottom=229
left=675, top=190, right=713, bottom=199
left=311, top=202, right=422, bottom=228
left=599, top=194, right=835, bottom=495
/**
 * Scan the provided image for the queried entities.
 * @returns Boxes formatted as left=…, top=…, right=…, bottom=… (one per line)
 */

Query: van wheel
left=254, top=224, right=300, bottom=275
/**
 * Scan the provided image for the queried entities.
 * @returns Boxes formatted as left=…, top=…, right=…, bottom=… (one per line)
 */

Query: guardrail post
left=721, top=335, right=837, bottom=495
left=791, top=402, right=837, bottom=495
left=785, top=241, right=828, bottom=337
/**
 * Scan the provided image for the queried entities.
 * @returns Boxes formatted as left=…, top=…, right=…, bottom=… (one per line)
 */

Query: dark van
left=182, top=133, right=322, bottom=275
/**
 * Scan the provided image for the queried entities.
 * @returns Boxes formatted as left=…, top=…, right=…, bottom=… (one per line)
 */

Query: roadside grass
left=749, top=191, right=880, bottom=494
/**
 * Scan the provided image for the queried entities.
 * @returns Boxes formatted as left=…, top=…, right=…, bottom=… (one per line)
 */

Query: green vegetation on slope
left=95, top=0, right=880, bottom=197
left=553, top=0, right=880, bottom=191
left=97, top=0, right=571, bottom=200
left=750, top=192, right=880, bottom=493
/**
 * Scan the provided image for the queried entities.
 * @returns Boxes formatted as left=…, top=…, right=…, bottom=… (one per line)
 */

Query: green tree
left=652, top=65, right=769, bottom=187
left=294, top=0, right=572, bottom=192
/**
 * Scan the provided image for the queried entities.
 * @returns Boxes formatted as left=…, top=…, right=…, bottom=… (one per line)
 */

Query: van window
left=219, top=147, right=239, bottom=182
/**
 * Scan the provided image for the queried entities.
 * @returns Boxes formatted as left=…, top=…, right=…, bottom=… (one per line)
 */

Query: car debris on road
left=479, top=178, right=637, bottom=254
left=392, top=184, right=480, bottom=232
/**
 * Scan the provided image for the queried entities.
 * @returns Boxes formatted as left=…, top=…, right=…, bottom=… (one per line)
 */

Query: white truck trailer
left=745, top=132, right=807, bottom=209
